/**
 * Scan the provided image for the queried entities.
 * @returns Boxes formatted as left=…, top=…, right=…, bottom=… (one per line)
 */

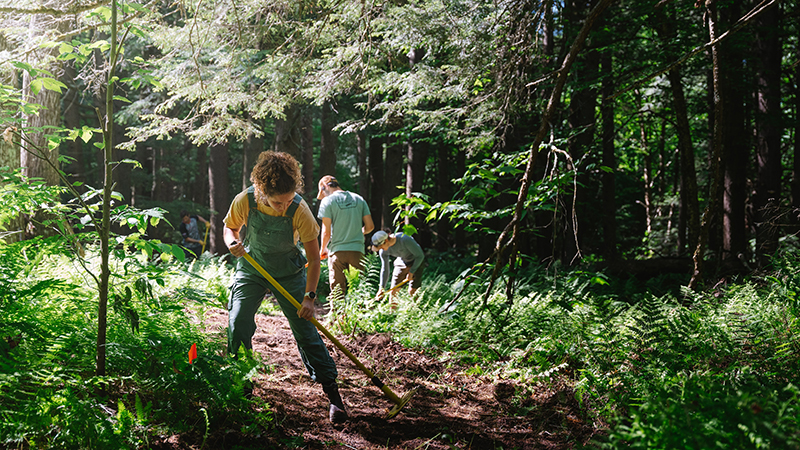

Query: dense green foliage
left=323, top=251, right=800, bottom=449
left=1, top=238, right=798, bottom=448
left=0, top=239, right=268, bottom=448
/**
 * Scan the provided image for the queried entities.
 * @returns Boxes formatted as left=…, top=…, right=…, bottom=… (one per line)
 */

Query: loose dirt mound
left=159, top=302, right=601, bottom=449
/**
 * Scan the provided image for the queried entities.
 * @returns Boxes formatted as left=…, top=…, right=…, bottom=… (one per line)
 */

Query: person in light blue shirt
left=371, top=229, right=425, bottom=298
left=317, top=175, right=374, bottom=297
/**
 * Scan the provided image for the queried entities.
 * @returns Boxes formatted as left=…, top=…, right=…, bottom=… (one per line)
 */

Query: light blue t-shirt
left=317, top=190, right=371, bottom=254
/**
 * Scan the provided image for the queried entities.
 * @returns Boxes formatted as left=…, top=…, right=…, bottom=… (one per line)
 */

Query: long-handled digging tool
left=201, top=224, right=210, bottom=254
left=375, top=278, right=411, bottom=301
left=240, top=250, right=415, bottom=419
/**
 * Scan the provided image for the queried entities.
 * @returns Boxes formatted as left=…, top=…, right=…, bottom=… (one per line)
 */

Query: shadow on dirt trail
left=157, top=305, right=603, bottom=449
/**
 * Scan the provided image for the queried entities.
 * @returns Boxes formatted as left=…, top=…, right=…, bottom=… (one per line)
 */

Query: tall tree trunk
left=753, top=2, right=782, bottom=267
left=319, top=102, right=337, bottom=178
left=357, top=130, right=368, bottom=198
left=368, top=134, right=384, bottom=230
left=720, top=0, right=747, bottom=272
left=273, top=104, right=302, bottom=161
left=300, top=110, right=314, bottom=196
left=150, top=147, right=168, bottom=202
left=435, top=144, right=452, bottom=251
left=192, top=141, right=208, bottom=207
left=406, top=138, right=430, bottom=247
left=666, top=67, right=701, bottom=257
left=384, top=125, right=404, bottom=229
left=245, top=115, right=266, bottom=191
left=793, top=45, right=800, bottom=222
left=21, top=69, right=62, bottom=238
left=601, top=52, right=617, bottom=261
left=0, top=42, right=22, bottom=243
left=689, top=0, right=726, bottom=290
left=563, top=0, right=601, bottom=264
left=208, top=142, right=229, bottom=255
left=62, top=62, right=85, bottom=186
left=655, top=3, right=700, bottom=257
left=21, top=10, right=66, bottom=190
left=564, top=57, right=599, bottom=263
left=639, top=93, right=653, bottom=237
left=97, top=0, right=119, bottom=381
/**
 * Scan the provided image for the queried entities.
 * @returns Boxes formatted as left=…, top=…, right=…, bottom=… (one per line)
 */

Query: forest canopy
left=1, top=0, right=796, bottom=290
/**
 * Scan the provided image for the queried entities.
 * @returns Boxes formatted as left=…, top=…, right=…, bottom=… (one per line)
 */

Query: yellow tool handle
left=201, top=224, right=210, bottom=254
left=377, top=277, right=411, bottom=301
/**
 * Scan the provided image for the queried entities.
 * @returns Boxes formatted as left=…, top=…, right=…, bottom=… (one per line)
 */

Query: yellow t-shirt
left=223, top=190, right=320, bottom=244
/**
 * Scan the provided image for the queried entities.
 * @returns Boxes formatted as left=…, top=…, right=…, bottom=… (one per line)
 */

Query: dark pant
left=228, top=270, right=338, bottom=385
left=183, top=242, right=202, bottom=258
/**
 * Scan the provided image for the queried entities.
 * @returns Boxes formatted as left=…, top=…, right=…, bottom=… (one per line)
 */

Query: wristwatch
left=305, top=291, right=316, bottom=300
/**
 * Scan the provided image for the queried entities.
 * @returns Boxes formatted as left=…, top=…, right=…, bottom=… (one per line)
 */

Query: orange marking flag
left=188, top=343, right=198, bottom=364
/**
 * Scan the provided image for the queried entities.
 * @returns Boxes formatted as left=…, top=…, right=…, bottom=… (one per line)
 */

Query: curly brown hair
left=250, top=151, right=304, bottom=204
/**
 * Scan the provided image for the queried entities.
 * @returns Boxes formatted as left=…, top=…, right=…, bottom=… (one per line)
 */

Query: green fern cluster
left=0, top=244, right=270, bottom=448
left=341, top=254, right=800, bottom=449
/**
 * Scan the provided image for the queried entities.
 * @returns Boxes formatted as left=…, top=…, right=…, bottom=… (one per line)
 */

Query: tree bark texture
left=273, top=103, right=302, bottom=161
left=208, top=142, right=229, bottom=255
left=563, top=0, right=601, bottom=264
left=368, top=135, right=384, bottom=230
left=793, top=44, right=800, bottom=223
left=300, top=110, right=314, bottom=197
left=720, top=0, right=747, bottom=270
left=245, top=115, right=266, bottom=191
left=357, top=130, right=368, bottom=199
left=406, top=138, right=430, bottom=247
left=654, top=3, right=701, bottom=257
left=753, top=2, right=782, bottom=267
left=21, top=70, right=61, bottom=187
left=20, top=9, right=70, bottom=239
left=435, top=144, right=452, bottom=251
left=62, top=62, right=85, bottom=186
left=319, top=102, right=337, bottom=178
left=666, top=67, right=700, bottom=256
left=601, top=52, right=617, bottom=261
left=689, top=0, right=726, bottom=290
left=384, top=126, right=404, bottom=229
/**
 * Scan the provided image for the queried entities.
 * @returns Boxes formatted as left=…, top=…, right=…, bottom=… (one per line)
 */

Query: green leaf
left=171, top=245, right=186, bottom=263
left=87, top=40, right=111, bottom=52
left=78, top=44, right=93, bottom=57
left=80, top=128, right=94, bottom=143
left=40, top=78, right=68, bottom=94
left=11, top=61, right=35, bottom=75
left=113, top=95, right=131, bottom=104
left=30, top=79, right=43, bottom=96
left=96, top=6, right=112, bottom=22
left=58, top=42, right=73, bottom=56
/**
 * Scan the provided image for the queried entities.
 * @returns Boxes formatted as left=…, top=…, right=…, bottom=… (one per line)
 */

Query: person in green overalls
left=223, top=151, right=348, bottom=424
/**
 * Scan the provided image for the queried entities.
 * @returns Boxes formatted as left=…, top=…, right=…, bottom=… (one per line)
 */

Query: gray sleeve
left=379, top=250, right=391, bottom=288
left=406, top=238, right=425, bottom=273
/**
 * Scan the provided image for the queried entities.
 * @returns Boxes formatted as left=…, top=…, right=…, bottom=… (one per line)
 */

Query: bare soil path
left=160, top=302, right=601, bottom=449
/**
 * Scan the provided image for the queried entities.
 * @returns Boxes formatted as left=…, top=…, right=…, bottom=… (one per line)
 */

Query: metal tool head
left=385, top=388, right=416, bottom=419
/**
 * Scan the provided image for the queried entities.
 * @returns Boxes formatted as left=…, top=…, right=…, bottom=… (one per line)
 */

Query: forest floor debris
left=152, top=302, right=603, bottom=449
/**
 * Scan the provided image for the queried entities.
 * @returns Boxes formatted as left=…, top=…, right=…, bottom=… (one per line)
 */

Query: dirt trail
left=162, top=303, right=600, bottom=449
